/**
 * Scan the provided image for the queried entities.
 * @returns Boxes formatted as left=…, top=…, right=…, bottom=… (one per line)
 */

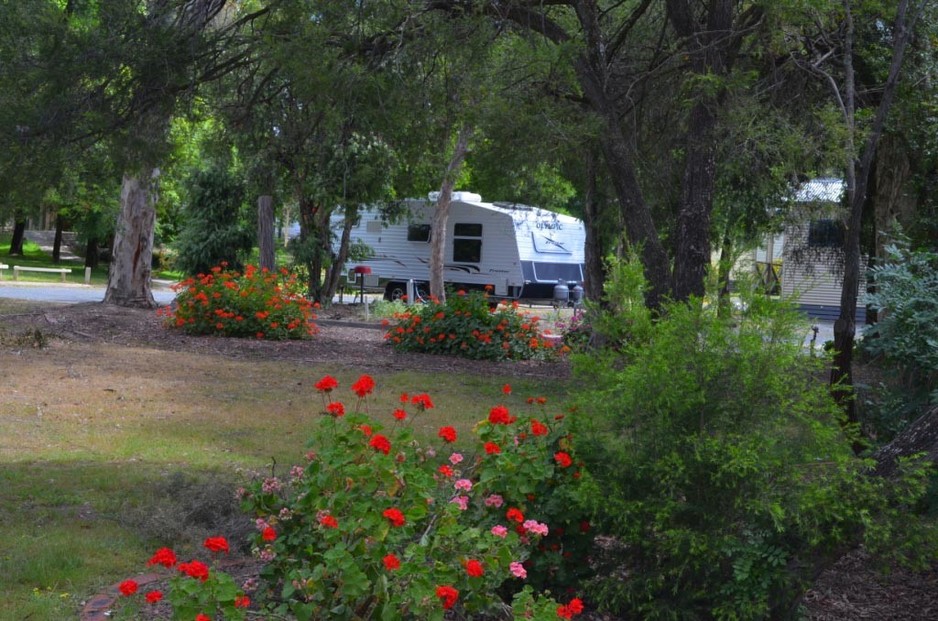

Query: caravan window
left=807, top=219, right=844, bottom=248
left=407, top=224, right=431, bottom=242
left=453, top=223, right=482, bottom=263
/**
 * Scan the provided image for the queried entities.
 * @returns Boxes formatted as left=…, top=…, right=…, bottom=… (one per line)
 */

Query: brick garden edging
left=81, top=573, right=163, bottom=621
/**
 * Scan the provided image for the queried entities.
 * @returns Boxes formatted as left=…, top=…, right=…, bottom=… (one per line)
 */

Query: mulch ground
left=3, top=302, right=936, bottom=620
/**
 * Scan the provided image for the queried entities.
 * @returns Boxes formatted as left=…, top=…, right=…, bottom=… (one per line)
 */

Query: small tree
left=173, top=165, right=254, bottom=276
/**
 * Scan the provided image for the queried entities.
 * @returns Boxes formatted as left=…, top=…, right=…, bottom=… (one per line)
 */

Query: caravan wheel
left=385, top=282, right=406, bottom=301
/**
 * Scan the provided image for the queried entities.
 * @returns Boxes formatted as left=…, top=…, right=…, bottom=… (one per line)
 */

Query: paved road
left=0, top=283, right=176, bottom=305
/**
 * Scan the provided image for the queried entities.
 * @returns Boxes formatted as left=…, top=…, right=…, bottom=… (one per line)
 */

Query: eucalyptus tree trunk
left=257, top=195, right=276, bottom=271
left=581, top=150, right=605, bottom=302
left=429, top=127, right=472, bottom=301
left=323, top=205, right=357, bottom=302
left=103, top=170, right=159, bottom=308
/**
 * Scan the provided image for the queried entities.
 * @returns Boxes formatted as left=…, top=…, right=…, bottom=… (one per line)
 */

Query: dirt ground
left=2, top=302, right=936, bottom=620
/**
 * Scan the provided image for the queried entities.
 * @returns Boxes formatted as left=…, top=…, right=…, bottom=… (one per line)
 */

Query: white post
left=85, top=267, right=92, bottom=284
left=13, top=266, right=19, bottom=281
left=406, top=279, right=415, bottom=306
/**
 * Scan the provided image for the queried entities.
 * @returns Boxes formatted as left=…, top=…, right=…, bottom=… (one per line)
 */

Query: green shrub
left=384, top=290, right=565, bottom=361
left=569, top=263, right=937, bottom=619
left=162, top=264, right=317, bottom=340
left=862, top=238, right=938, bottom=398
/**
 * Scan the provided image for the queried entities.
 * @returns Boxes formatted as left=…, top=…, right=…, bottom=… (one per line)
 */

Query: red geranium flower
left=145, top=590, right=163, bottom=604
left=383, top=507, right=406, bottom=527
left=484, top=441, right=501, bottom=455
left=554, top=451, right=573, bottom=468
left=557, top=597, right=584, bottom=618
left=392, top=408, right=407, bottom=420
left=411, top=393, right=434, bottom=410
left=438, top=426, right=457, bottom=443
left=530, top=419, right=549, bottom=436
left=178, top=560, right=210, bottom=582
left=488, top=405, right=515, bottom=425
left=147, top=547, right=177, bottom=568
left=370, top=434, right=391, bottom=455
left=465, top=559, right=484, bottom=577
left=326, top=401, right=346, bottom=417
left=261, top=526, right=276, bottom=542
left=506, top=507, right=525, bottom=523
left=234, top=595, right=251, bottom=608
left=351, top=374, right=376, bottom=397
left=203, top=536, right=229, bottom=554
left=435, top=585, right=459, bottom=610
left=383, top=554, right=401, bottom=571
left=118, top=579, right=138, bottom=597
left=502, top=384, right=512, bottom=395
left=315, top=375, right=338, bottom=392
left=195, top=614, right=212, bottom=621
left=438, top=464, right=454, bottom=477
left=319, top=514, right=339, bottom=528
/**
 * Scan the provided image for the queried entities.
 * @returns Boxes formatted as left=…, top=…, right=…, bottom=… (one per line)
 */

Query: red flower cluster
left=506, top=507, right=525, bottom=523
left=484, top=441, right=501, bottom=455
left=465, top=559, right=484, bottom=577
left=392, top=408, right=407, bottom=420
left=383, top=553, right=401, bottom=571
left=315, top=375, right=338, bottom=392
left=435, top=585, right=459, bottom=609
left=147, top=547, right=177, bottom=567
left=554, top=451, right=573, bottom=468
left=438, top=426, right=457, bottom=443
left=178, top=559, right=210, bottom=582
left=145, top=590, right=163, bottom=604
left=319, top=514, right=339, bottom=528
left=262, top=526, right=276, bottom=541
left=351, top=374, right=376, bottom=397
left=556, top=597, right=584, bottom=619
left=530, top=419, right=549, bottom=436
left=488, top=405, right=516, bottom=425
left=369, top=434, right=391, bottom=455
left=203, top=536, right=229, bottom=554
left=411, top=393, right=434, bottom=410
left=383, top=507, right=406, bottom=527
left=118, top=579, right=138, bottom=596
left=326, top=401, right=346, bottom=417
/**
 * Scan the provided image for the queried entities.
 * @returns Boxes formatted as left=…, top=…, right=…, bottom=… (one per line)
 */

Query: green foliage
left=172, top=165, right=255, bottom=276
left=385, top=290, right=564, bottom=361
left=863, top=238, right=938, bottom=393
left=570, top=259, right=937, bottom=619
left=163, top=264, right=317, bottom=340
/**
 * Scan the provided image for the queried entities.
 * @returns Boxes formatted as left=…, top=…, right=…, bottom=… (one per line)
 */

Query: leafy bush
left=161, top=264, right=318, bottom=339
left=569, top=262, right=937, bottom=619
left=173, top=165, right=255, bottom=276
left=384, top=289, right=565, bottom=360
left=117, top=377, right=588, bottom=621
left=862, top=238, right=938, bottom=397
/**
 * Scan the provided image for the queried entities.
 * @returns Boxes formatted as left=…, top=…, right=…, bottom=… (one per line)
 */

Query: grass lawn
left=0, top=234, right=109, bottom=285
left=0, top=318, right=571, bottom=619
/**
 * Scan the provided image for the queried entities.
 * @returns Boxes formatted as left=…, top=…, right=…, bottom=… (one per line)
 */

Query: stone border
left=81, top=572, right=163, bottom=621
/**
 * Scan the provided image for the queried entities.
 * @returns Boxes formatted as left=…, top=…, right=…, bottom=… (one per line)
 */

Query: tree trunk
left=84, top=237, right=100, bottom=269
left=257, top=195, right=276, bottom=272
left=581, top=150, right=606, bottom=302
left=671, top=99, right=717, bottom=303
left=8, top=219, right=26, bottom=256
left=872, top=405, right=938, bottom=478
left=323, top=205, right=357, bottom=302
left=52, top=215, right=64, bottom=263
left=429, top=126, right=472, bottom=301
left=103, top=170, right=159, bottom=308
left=830, top=0, right=918, bottom=436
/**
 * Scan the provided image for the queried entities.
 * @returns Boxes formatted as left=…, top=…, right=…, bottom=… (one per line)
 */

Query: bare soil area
left=0, top=301, right=571, bottom=381
left=2, top=302, right=935, bottom=620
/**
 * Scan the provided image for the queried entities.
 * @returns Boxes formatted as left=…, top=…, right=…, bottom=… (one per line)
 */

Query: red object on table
left=351, top=266, right=372, bottom=302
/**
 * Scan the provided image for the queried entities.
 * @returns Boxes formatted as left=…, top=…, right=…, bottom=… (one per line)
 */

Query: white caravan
left=337, top=192, right=586, bottom=301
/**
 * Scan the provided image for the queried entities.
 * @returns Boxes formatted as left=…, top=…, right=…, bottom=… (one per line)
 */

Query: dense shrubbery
left=161, top=264, right=317, bottom=339
left=118, top=377, right=589, bottom=620
left=568, top=260, right=937, bottom=620
left=862, top=238, right=938, bottom=401
left=384, top=289, right=566, bottom=360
